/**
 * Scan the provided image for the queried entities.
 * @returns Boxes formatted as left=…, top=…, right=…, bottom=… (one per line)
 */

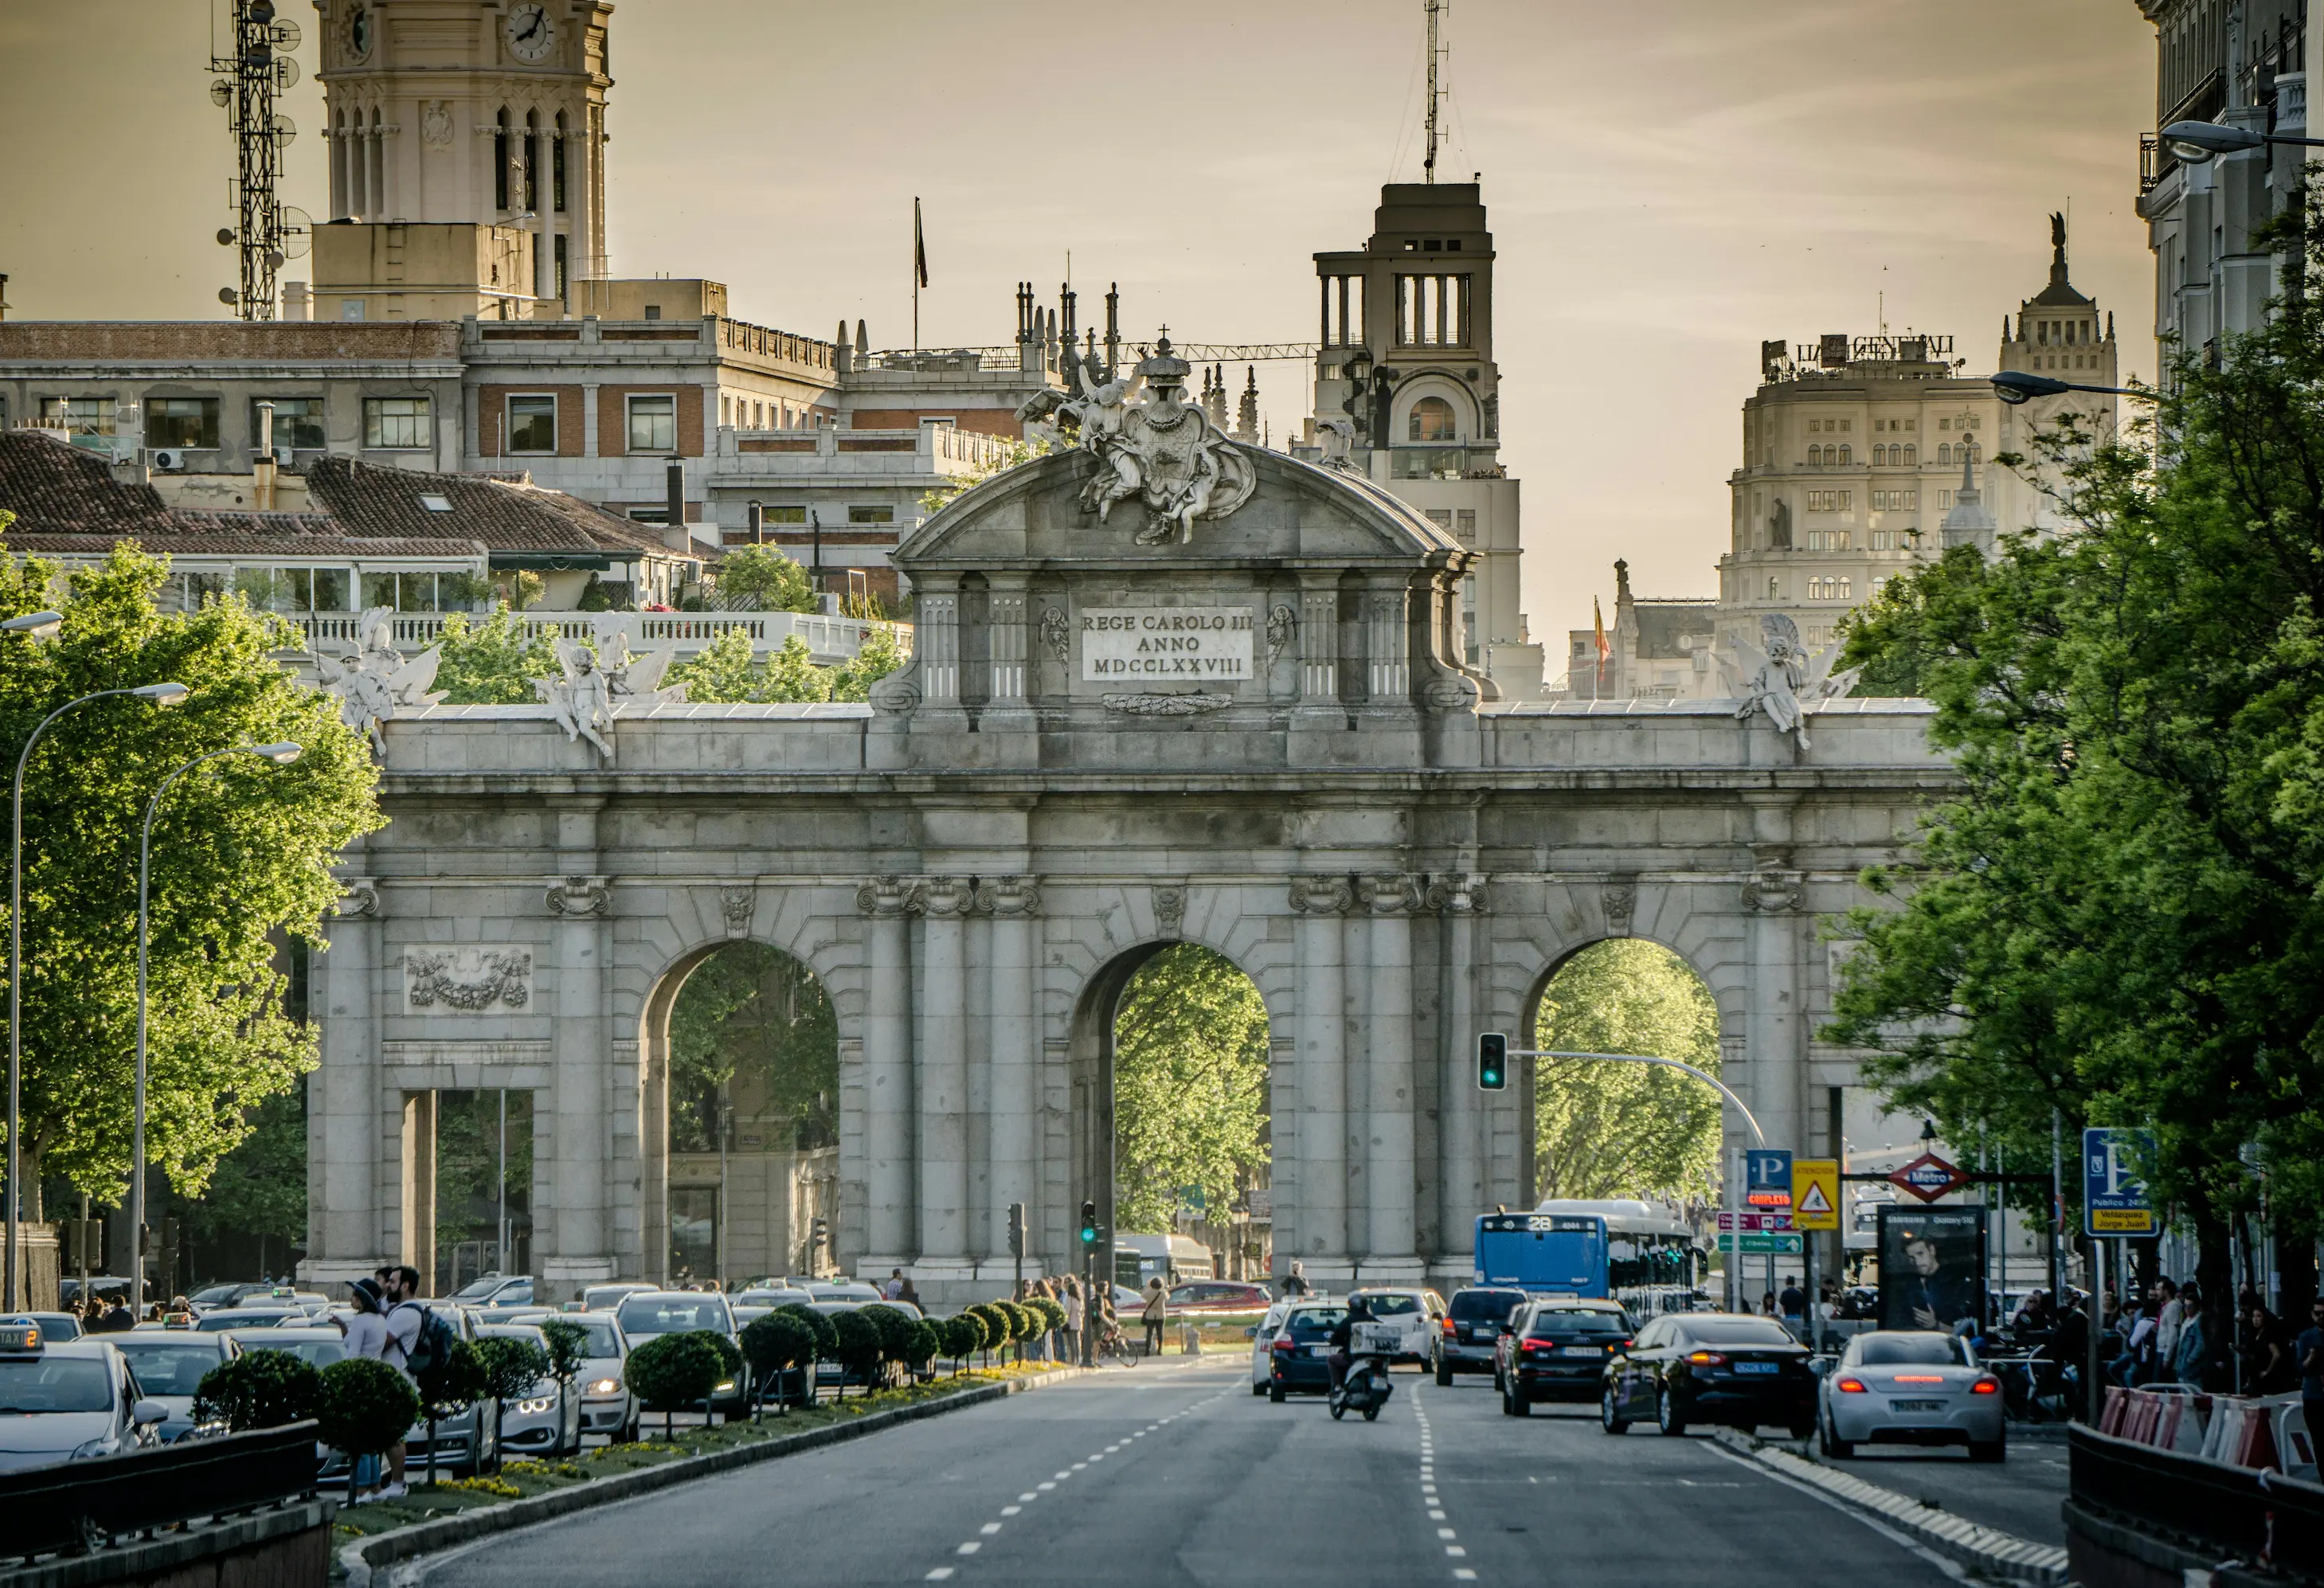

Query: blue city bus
left=1473, top=1199, right=1706, bottom=1316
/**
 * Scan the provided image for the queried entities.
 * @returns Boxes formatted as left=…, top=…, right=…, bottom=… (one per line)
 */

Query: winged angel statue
left=1720, top=613, right=1863, bottom=750
left=318, top=606, right=444, bottom=757
left=1017, top=334, right=1257, bottom=546
left=535, top=632, right=686, bottom=762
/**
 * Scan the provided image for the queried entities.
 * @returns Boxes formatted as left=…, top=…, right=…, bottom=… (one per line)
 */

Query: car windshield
left=566, top=1318, right=622, bottom=1356
left=1284, top=1307, right=1348, bottom=1341
left=1357, top=1294, right=1422, bottom=1316
left=1447, top=1290, right=1524, bottom=1323
left=1528, top=1307, right=1630, bottom=1337
left=0, top=1357, right=112, bottom=1413
left=236, top=1339, right=348, bottom=1367
left=195, top=1311, right=292, bottom=1332
left=1858, top=1335, right=1970, bottom=1366
left=188, top=1285, right=241, bottom=1307
left=451, top=1277, right=507, bottom=1301
left=113, top=1341, right=224, bottom=1394
left=25, top=1314, right=80, bottom=1342
left=617, top=1297, right=731, bottom=1336
left=1683, top=1320, right=1799, bottom=1348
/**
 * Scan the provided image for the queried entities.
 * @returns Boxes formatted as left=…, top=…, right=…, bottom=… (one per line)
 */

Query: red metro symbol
left=1888, top=1152, right=1970, bottom=1203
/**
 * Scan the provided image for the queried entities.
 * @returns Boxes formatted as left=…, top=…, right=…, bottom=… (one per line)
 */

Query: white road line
left=1038, top=1480, right=1056, bottom=1489
left=925, top=1570, right=954, bottom=1582
left=1001, top=1505, right=1022, bottom=1516
left=980, top=1523, right=1003, bottom=1535
left=1704, top=1443, right=1974, bottom=1585
left=1446, top=1546, right=1467, bottom=1557
left=956, top=1542, right=980, bottom=1556
left=1453, top=1570, right=1477, bottom=1582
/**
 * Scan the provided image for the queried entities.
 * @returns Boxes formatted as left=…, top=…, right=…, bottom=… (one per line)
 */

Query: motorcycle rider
left=1327, top=1295, right=1377, bottom=1394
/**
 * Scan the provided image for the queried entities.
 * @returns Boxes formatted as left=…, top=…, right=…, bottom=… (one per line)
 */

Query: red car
left=1166, top=1281, right=1274, bottom=1314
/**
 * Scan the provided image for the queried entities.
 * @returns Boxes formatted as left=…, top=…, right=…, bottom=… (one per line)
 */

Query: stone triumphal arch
left=304, top=351, right=1946, bottom=1301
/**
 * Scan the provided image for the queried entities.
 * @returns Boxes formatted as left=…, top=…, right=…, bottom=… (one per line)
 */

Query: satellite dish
left=271, top=113, right=295, bottom=147
left=210, top=79, right=233, bottom=108
left=219, top=287, right=241, bottom=306
left=265, top=250, right=286, bottom=269
left=269, top=18, right=301, bottom=49
left=278, top=205, right=311, bottom=259
left=274, top=55, right=299, bottom=91
left=217, top=227, right=237, bottom=246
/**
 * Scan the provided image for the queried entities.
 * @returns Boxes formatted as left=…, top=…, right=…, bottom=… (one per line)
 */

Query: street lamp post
left=1989, top=370, right=2157, bottom=407
left=6, top=671, right=188, bottom=1313
left=131, top=742, right=301, bottom=1318
left=1508, top=1046, right=1765, bottom=1312
left=2161, top=117, right=2324, bottom=164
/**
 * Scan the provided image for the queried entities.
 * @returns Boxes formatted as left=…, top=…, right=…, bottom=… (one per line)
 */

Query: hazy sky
left=0, top=1, right=2158, bottom=640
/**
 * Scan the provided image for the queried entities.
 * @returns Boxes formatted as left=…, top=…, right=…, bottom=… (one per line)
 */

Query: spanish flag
left=1593, top=596, right=1610, bottom=687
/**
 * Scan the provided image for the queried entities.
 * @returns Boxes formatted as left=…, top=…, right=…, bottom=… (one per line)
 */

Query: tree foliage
left=667, top=628, right=907, bottom=706
left=173, top=1085, right=307, bottom=1254
left=667, top=943, right=836, bottom=1156
left=1530, top=940, right=1722, bottom=1203
left=429, top=604, right=571, bottom=705
left=0, top=546, right=381, bottom=1209
left=314, top=1358, right=419, bottom=1457
left=1110, top=945, right=1270, bottom=1233
left=1827, top=229, right=2324, bottom=1266
left=194, top=1349, right=322, bottom=1430
left=711, top=546, right=816, bottom=614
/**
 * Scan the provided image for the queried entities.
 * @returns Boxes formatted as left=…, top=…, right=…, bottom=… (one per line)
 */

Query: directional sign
left=1722, top=1232, right=1804, bottom=1255
left=1791, top=1159, right=1841, bottom=1231
left=2083, top=1127, right=2158, bottom=1237
left=1744, top=1149, right=1794, bottom=1209
left=1716, top=1211, right=1794, bottom=1233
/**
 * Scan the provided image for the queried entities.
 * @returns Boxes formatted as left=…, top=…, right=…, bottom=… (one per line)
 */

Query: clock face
left=346, top=3, right=371, bottom=61
left=507, top=2, right=555, bottom=63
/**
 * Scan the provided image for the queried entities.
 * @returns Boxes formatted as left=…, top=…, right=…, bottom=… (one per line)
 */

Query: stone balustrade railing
left=292, top=609, right=911, bottom=666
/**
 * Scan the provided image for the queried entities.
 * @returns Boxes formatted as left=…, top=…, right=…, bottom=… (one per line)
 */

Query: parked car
left=194, top=1307, right=303, bottom=1333
left=0, top=1325, right=167, bottom=1473
left=806, top=1282, right=882, bottom=1303
left=1494, top=1297, right=1636, bottom=1414
left=612, top=1291, right=745, bottom=1418
left=1247, top=1300, right=1297, bottom=1394
left=475, top=1322, right=582, bottom=1457
left=223, top=1327, right=349, bottom=1371
left=548, top=1310, right=636, bottom=1442
left=1600, top=1312, right=1816, bottom=1438
left=1436, top=1286, right=1526, bottom=1384
left=451, top=1274, right=539, bottom=1308
left=1348, top=1288, right=1447, bottom=1368
left=582, top=1282, right=658, bottom=1313
left=1817, top=1329, right=2004, bottom=1461
left=184, top=1281, right=276, bottom=1318
left=16, top=1312, right=84, bottom=1343
left=111, top=1331, right=238, bottom=1442
left=733, top=1287, right=814, bottom=1310
left=1166, top=1281, right=1274, bottom=1316
left=1264, top=1302, right=1352, bottom=1402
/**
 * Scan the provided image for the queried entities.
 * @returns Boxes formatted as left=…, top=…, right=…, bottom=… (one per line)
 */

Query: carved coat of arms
left=1019, top=333, right=1257, bottom=546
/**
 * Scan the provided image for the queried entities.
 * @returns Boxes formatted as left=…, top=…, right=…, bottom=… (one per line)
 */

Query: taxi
left=0, top=1319, right=169, bottom=1472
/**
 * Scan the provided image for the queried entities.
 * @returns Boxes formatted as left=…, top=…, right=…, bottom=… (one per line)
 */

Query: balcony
left=290, top=608, right=911, bottom=667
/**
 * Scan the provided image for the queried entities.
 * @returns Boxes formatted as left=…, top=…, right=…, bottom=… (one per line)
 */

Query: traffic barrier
left=2197, top=1394, right=2286, bottom=1473
left=2099, top=1384, right=2129, bottom=1435
left=2278, top=1399, right=2318, bottom=1483
left=2123, top=1390, right=2160, bottom=1445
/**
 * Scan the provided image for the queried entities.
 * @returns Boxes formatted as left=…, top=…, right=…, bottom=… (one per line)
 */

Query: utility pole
left=1422, top=0, right=1442, bottom=185
left=209, top=0, right=297, bottom=319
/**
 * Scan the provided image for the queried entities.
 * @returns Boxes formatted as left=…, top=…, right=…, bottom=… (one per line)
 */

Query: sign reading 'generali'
left=1080, top=607, right=1254, bottom=682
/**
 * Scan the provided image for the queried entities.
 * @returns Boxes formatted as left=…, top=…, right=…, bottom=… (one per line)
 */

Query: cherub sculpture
left=316, top=605, right=444, bottom=757
left=536, top=638, right=616, bottom=760
left=1721, top=613, right=1862, bottom=751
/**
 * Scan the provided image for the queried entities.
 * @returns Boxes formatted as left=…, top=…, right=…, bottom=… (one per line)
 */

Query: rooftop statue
left=317, top=605, right=445, bottom=758
left=1721, top=613, right=1862, bottom=751
left=537, top=637, right=616, bottom=760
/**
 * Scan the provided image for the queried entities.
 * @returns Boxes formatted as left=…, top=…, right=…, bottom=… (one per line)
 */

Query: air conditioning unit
left=150, top=449, right=186, bottom=471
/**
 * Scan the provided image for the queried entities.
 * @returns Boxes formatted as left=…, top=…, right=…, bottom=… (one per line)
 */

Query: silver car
left=1817, top=1329, right=2005, bottom=1461
left=476, top=1322, right=582, bottom=1457
left=110, top=1332, right=237, bottom=1443
left=0, top=1326, right=168, bottom=1472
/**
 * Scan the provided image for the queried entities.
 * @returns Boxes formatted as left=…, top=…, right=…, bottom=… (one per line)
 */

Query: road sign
left=1791, top=1159, right=1841, bottom=1231
left=2083, top=1127, right=2158, bottom=1237
left=1716, top=1211, right=1794, bottom=1233
left=1722, top=1232, right=1803, bottom=1255
left=1744, top=1148, right=1794, bottom=1208
left=1889, top=1151, right=1970, bottom=1203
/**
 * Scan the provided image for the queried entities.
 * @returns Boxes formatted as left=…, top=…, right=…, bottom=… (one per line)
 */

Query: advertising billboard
left=1876, top=1205, right=1986, bottom=1333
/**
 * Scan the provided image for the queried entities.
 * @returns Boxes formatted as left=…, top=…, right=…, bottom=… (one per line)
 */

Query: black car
left=1435, top=1287, right=1526, bottom=1384
left=1600, top=1312, right=1815, bottom=1438
left=1265, top=1303, right=1349, bottom=1402
left=1498, top=1298, right=1636, bottom=1414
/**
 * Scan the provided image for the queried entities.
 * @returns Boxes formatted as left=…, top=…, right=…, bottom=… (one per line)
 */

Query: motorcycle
left=1329, top=1322, right=1401, bottom=1422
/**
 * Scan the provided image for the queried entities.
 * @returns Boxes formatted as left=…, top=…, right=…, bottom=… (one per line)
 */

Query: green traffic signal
left=1478, top=1031, right=1508, bottom=1091
left=1078, top=1199, right=1099, bottom=1245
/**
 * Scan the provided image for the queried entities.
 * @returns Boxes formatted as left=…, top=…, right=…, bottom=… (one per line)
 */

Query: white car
left=1247, top=1300, right=1297, bottom=1394
left=1817, top=1329, right=2005, bottom=1461
left=1347, top=1288, right=1448, bottom=1367
left=476, top=1322, right=583, bottom=1457
left=0, top=1324, right=168, bottom=1473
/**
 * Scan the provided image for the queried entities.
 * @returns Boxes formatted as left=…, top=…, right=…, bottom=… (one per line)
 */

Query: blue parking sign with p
left=2083, top=1128, right=2158, bottom=1237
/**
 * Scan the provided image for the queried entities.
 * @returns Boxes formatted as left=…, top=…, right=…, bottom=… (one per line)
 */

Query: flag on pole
left=914, top=198, right=929, bottom=288
left=1593, top=596, right=1610, bottom=689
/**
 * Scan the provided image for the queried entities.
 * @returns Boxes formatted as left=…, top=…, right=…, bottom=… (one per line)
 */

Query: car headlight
left=515, top=1396, right=558, bottom=1415
left=587, top=1379, right=620, bottom=1396
left=714, top=1380, right=736, bottom=1393
left=70, top=1437, right=115, bottom=1460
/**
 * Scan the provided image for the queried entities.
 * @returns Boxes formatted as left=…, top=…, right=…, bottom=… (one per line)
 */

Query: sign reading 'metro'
left=1080, top=608, right=1255, bottom=682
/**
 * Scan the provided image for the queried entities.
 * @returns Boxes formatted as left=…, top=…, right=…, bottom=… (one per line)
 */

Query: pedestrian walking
left=1281, top=1261, right=1312, bottom=1301
left=2295, top=1298, right=2324, bottom=1452
left=2173, top=1281, right=2209, bottom=1387
left=343, top=1278, right=409, bottom=1499
left=883, top=1269, right=906, bottom=1301
left=1778, top=1279, right=1806, bottom=1321
left=897, top=1273, right=921, bottom=1309
left=1141, top=1277, right=1168, bottom=1357
left=2243, top=1303, right=2293, bottom=1394
left=1062, top=1276, right=1084, bottom=1363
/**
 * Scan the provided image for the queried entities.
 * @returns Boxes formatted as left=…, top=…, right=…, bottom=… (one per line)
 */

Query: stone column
left=1289, top=875, right=1352, bottom=1269
left=914, top=581, right=968, bottom=730
left=916, top=875, right=973, bottom=1265
left=545, top=837, right=613, bottom=1290
left=1740, top=793, right=1806, bottom=1169
left=982, top=579, right=1034, bottom=740
left=1366, top=582, right=1410, bottom=702
left=533, top=121, right=554, bottom=303
left=399, top=1090, right=436, bottom=1283
left=1297, top=574, right=1340, bottom=708
left=1361, top=873, right=1420, bottom=1270
left=983, top=876, right=1039, bottom=1265
left=857, top=877, right=914, bottom=1264
left=309, top=878, right=381, bottom=1277
left=570, top=117, right=594, bottom=283
left=1436, top=873, right=1484, bottom=1265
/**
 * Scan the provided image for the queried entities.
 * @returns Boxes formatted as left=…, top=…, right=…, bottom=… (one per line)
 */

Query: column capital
left=855, top=874, right=913, bottom=917
left=1426, top=871, right=1489, bottom=915
left=545, top=874, right=610, bottom=917
left=1359, top=871, right=1425, bottom=915
left=975, top=874, right=1041, bottom=916
left=1288, top=874, right=1355, bottom=915
left=1741, top=869, right=1804, bottom=914
left=331, top=877, right=381, bottom=918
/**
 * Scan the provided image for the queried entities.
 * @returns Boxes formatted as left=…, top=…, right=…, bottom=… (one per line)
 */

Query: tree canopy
left=1110, top=945, right=1270, bottom=1232
left=1826, top=230, right=2324, bottom=1270
left=667, top=628, right=906, bottom=705
left=0, top=542, right=381, bottom=1210
left=711, top=546, right=816, bottom=615
left=1531, top=940, right=1722, bottom=1204
left=668, top=943, right=837, bottom=1155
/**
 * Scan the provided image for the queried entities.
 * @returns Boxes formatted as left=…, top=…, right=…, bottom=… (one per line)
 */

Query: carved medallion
left=1266, top=604, right=1297, bottom=662
left=1152, top=882, right=1187, bottom=937
left=1601, top=877, right=1637, bottom=937
left=405, top=947, right=532, bottom=1011
left=719, top=885, right=755, bottom=937
left=546, top=874, right=611, bottom=917
left=1742, top=870, right=1804, bottom=914
left=1102, top=693, right=1233, bottom=716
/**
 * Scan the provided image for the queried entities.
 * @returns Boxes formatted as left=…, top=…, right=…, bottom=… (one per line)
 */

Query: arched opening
left=662, top=942, right=839, bottom=1287
left=1407, top=394, right=1457, bottom=443
left=1069, top=942, right=1272, bottom=1294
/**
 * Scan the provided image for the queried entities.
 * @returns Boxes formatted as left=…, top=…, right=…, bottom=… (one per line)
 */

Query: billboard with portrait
left=1876, top=1205, right=1986, bottom=1332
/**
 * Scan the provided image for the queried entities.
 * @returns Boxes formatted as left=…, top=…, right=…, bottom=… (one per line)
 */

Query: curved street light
left=131, top=742, right=302, bottom=1317
left=6, top=679, right=190, bottom=1312
left=2161, top=118, right=2324, bottom=163
left=1990, top=370, right=2158, bottom=407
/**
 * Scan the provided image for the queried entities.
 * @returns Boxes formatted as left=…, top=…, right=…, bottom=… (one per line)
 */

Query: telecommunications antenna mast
left=1422, top=0, right=1442, bottom=184
left=209, top=0, right=302, bottom=319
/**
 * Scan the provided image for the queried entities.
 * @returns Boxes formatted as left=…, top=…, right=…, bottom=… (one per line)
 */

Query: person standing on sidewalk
left=2294, top=1297, right=2324, bottom=1441
left=343, top=1279, right=410, bottom=1500
left=1141, top=1277, right=1168, bottom=1357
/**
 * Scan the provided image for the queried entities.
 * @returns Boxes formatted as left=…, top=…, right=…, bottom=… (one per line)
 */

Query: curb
left=1712, top=1430, right=2070, bottom=1586
left=339, top=1367, right=1094, bottom=1587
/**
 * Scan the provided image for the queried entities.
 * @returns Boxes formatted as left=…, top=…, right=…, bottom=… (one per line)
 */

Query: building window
left=1805, top=489, right=1853, bottom=513
left=147, top=397, right=221, bottom=450
left=38, top=397, right=117, bottom=448
left=253, top=397, right=326, bottom=451
left=1808, top=445, right=1823, bottom=467
left=1807, top=575, right=1853, bottom=600
left=1837, top=444, right=1851, bottom=465
left=767, top=506, right=808, bottom=524
left=627, top=394, right=677, bottom=452
left=495, top=109, right=511, bottom=210
left=1392, top=273, right=1469, bottom=346
left=1455, top=507, right=1477, bottom=541
left=364, top=397, right=432, bottom=450
left=847, top=506, right=895, bottom=524
left=360, top=570, right=460, bottom=612
left=1902, top=444, right=1915, bottom=465
left=1766, top=577, right=1782, bottom=599
left=1870, top=489, right=1917, bottom=511
left=1408, top=396, right=1457, bottom=443
left=1938, top=443, right=1951, bottom=464
left=553, top=110, right=568, bottom=212
left=507, top=394, right=557, bottom=453
left=232, top=566, right=355, bottom=613
left=1806, top=529, right=1853, bottom=551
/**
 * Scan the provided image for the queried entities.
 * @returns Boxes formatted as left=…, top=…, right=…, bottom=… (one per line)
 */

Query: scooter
left=1330, top=1329, right=1399, bottom=1422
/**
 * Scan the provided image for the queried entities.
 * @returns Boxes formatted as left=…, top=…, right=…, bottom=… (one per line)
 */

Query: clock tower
left=315, top=1, right=613, bottom=307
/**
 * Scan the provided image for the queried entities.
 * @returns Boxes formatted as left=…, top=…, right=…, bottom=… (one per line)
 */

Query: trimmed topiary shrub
left=827, top=1309, right=883, bottom=1396
left=905, top=1319, right=942, bottom=1379
left=740, top=1312, right=817, bottom=1414
left=997, top=1301, right=1036, bottom=1360
left=859, top=1304, right=917, bottom=1385
left=966, top=1304, right=1008, bottom=1364
left=538, top=1318, right=589, bottom=1390
left=413, top=1339, right=488, bottom=1487
left=315, top=1357, right=420, bottom=1504
left=193, top=1350, right=322, bottom=1431
left=941, top=1312, right=986, bottom=1371
left=623, top=1332, right=726, bottom=1439
left=1029, top=1297, right=1066, bottom=1336
left=473, top=1336, right=550, bottom=1469
left=777, top=1302, right=839, bottom=1363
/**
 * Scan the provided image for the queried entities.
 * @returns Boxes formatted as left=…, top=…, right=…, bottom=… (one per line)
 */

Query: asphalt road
left=1830, top=1432, right=2071, bottom=1544
left=417, top=1361, right=2038, bottom=1586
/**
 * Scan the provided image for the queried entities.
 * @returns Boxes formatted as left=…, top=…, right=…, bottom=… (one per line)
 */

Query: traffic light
left=1477, top=1031, right=1508, bottom=1091
left=1078, top=1201, right=1099, bottom=1246
left=1007, top=1201, right=1026, bottom=1258
left=809, top=1217, right=829, bottom=1248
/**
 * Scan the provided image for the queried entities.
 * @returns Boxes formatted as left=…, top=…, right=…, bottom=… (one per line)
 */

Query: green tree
left=668, top=631, right=906, bottom=706
left=829, top=625, right=906, bottom=702
left=194, top=1349, right=322, bottom=1430
left=712, top=546, right=816, bottom=614
left=430, top=604, right=569, bottom=705
left=172, top=1085, right=307, bottom=1273
left=920, top=435, right=1054, bottom=517
left=1110, top=945, right=1270, bottom=1234
left=1530, top=940, right=1723, bottom=1203
left=0, top=546, right=380, bottom=1211
left=667, top=943, right=836, bottom=1158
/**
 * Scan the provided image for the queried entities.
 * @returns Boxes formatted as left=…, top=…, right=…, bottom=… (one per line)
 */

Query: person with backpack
left=346, top=1278, right=410, bottom=1499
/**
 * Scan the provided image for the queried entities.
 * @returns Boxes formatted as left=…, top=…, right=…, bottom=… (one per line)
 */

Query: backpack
left=396, top=1301, right=457, bottom=1379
